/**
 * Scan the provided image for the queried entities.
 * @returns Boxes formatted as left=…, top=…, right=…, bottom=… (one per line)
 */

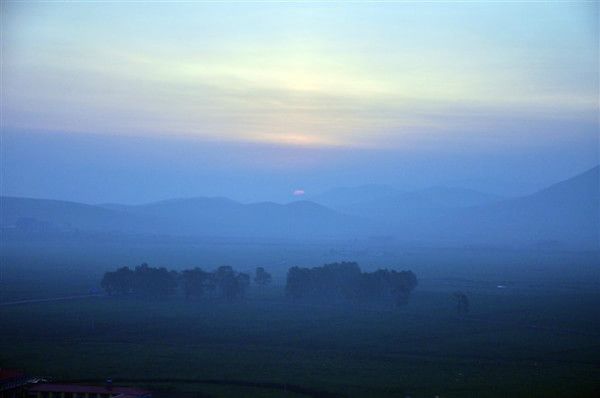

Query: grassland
left=1, top=286, right=599, bottom=397
left=1, top=241, right=599, bottom=397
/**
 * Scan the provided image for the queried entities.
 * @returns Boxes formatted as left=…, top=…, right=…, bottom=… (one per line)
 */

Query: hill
left=311, top=185, right=502, bottom=218
left=308, top=167, right=598, bottom=248
left=0, top=196, right=362, bottom=240
left=0, top=196, right=150, bottom=233
left=459, top=165, right=599, bottom=247
left=1, top=166, right=597, bottom=247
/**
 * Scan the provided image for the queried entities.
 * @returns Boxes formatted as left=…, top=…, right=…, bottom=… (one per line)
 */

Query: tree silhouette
left=101, top=263, right=177, bottom=297
left=101, top=266, right=133, bottom=295
left=181, top=267, right=210, bottom=299
left=285, top=262, right=417, bottom=306
left=254, top=267, right=272, bottom=286
left=453, top=292, right=469, bottom=315
left=213, top=266, right=249, bottom=300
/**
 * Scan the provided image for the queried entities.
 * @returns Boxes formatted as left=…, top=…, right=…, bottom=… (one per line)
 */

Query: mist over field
left=1, top=2, right=599, bottom=398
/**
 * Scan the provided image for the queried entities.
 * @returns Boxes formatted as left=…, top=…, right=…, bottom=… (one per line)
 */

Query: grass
left=1, top=287, right=599, bottom=397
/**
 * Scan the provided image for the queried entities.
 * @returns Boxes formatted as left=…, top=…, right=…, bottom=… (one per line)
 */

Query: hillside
left=1, top=166, right=597, bottom=247
left=0, top=196, right=362, bottom=240
left=460, top=165, right=599, bottom=247
left=0, top=196, right=150, bottom=233
left=311, top=185, right=503, bottom=218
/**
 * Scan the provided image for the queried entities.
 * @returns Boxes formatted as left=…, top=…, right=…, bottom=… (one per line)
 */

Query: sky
left=1, top=1, right=598, bottom=203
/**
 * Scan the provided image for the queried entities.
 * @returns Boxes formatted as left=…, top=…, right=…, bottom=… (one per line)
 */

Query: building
left=0, top=369, right=29, bottom=398
left=27, top=384, right=151, bottom=398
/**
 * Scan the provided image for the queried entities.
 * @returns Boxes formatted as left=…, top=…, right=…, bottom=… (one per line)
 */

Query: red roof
left=0, top=369, right=25, bottom=381
left=29, top=384, right=150, bottom=396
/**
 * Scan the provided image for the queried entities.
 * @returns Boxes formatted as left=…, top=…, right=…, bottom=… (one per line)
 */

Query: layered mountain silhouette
left=310, top=185, right=503, bottom=219
left=458, top=165, right=599, bottom=247
left=0, top=196, right=150, bottom=233
left=311, top=185, right=502, bottom=213
left=1, top=166, right=597, bottom=247
left=0, top=196, right=361, bottom=239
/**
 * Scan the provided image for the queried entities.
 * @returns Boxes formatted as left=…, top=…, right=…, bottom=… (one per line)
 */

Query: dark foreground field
left=1, top=242, right=599, bottom=397
left=1, top=286, right=599, bottom=397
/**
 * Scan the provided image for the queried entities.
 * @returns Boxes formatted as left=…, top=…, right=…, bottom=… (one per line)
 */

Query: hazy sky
left=1, top=1, right=598, bottom=203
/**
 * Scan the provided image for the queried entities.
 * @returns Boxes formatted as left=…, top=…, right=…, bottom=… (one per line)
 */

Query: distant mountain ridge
left=310, top=184, right=504, bottom=219
left=312, top=184, right=502, bottom=207
left=0, top=196, right=151, bottom=233
left=309, top=184, right=401, bottom=207
left=0, top=195, right=362, bottom=240
left=1, top=166, right=598, bottom=247
left=459, top=165, right=599, bottom=247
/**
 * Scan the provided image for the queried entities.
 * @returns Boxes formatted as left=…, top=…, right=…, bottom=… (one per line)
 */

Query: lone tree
left=453, top=292, right=470, bottom=315
left=254, top=267, right=272, bottom=286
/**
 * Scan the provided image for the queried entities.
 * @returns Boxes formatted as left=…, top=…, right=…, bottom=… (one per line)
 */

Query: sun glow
left=2, top=2, right=597, bottom=150
left=251, top=132, right=341, bottom=147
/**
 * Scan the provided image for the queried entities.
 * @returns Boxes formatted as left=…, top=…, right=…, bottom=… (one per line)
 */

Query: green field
left=1, top=286, right=599, bottom=397
left=1, top=243, right=599, bottom=397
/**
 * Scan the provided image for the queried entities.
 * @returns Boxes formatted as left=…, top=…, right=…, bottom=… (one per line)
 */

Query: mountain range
left=1, top=166, right=598, bottom=248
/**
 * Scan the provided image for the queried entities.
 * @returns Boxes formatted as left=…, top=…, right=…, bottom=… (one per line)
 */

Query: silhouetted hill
left=1, top=166, right=597, bottom=247
left=460, top=165, right=599, bottom=247
left=308, top=167, right=598, bottom=248
left=309, top=184, right=400, bottom=208
left=413, top=186, right=503, bottom=207
left=115, top=197, right=362, bottom=238
left=0, top=196, right=362, bottom=240
left=374, top=166, right=598, bottom=248
left=519, top=165, right=598, bottom=209
left=312, top=184, right=502, bottom=219
left=0, top=196, right=149, bottom=233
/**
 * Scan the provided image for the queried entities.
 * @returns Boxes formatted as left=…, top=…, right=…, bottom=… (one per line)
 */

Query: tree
left=181, top=267, right=210, bottom=299
left=236, top=272, right=251, bottom=297
left=285, top=266, right=311, bottom=299
left=132, top=263, right=178, bottom=297
left=285, top=262, right=417, bottom=306
left=254, top=267, right=272, bottom=286
left=453, top=292, right=469, bottom=315
left=101, top=266, right=134, bottom=295
left=213, top=266, right=249, bottom=300
left=389, top=270, right=418, bottom=306
left=102, top=264, right=254, bottom=301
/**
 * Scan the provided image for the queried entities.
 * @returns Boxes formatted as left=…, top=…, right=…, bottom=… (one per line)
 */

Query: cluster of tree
left=101, top=263, right=271, bottom=300
left=101, top=262, right=418, bottom=306
left=285, top=262, right=417, bottom=306
left=101, top=263, right=177, bottom=297
left=181, top=265, right=251, bottom=300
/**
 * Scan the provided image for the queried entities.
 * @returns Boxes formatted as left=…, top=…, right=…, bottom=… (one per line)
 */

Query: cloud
left=2, top=1, right=597, bottom=153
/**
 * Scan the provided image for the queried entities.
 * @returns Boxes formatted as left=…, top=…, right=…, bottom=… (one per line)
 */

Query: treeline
left=286, top=262, right=417, bottom=306
left=101, top=263, right=271, bottom=300
left=101, top=262, right=417, bottom=305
